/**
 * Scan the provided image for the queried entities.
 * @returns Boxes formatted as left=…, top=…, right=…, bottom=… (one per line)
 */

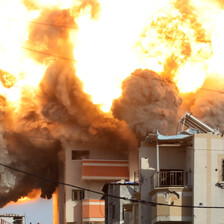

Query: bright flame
left=7, top=189, right=41, bottom=205
left=72, top=0, right=155, bottom=111
left=17, top=196, right=31, bottom=203
left=0, top=0, right=47, bottom=108
left=71, top=0, right=221, bottom=111
left=0, top=0, right=224, bottom=112
left=174, top=62, right=206, bottom=93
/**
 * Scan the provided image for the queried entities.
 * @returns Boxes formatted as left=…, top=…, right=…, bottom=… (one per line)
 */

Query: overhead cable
left=1, top=161, right=224, bottom=209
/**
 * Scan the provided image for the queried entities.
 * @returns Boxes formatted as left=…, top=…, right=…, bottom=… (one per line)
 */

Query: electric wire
left=1, top=161, right=224, bottom=209
left=1, top=130, right=224, bottom=151
left=0, top=17, right=222, bottom=95
left=0, top=17, right=77, bottom=30
left=20, top=45, right=224, bottom=96
left=0, top=17, right=211, bottom=43
left=21, top=46, right=76, bottom=62
left=0, top=2, right=224, bottom=212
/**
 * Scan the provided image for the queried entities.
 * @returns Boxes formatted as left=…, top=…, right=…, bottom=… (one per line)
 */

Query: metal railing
left=151, top=171, right=191, bottom=189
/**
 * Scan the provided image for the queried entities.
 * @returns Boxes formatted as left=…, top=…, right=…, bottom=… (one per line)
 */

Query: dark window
left=112, top=204, right=116, bottom=219
left=72, top=189, right=84, bottom=201
left=13, top=217, right=23, bottom=224
left=72, top=150, right=89, bottom=160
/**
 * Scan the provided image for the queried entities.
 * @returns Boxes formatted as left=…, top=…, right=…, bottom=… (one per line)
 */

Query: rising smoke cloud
left=112, top=69, right=182, bottom=138
left=1, top=0, right=224, bottom=208
left=180, top=77, right=224, bottom=133
left=0, top=2, right=137, bottom=207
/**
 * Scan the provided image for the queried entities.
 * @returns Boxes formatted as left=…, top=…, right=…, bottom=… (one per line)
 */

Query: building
left=54, top=140, right=138, bottom=224
left=111, top=113, right=224, bottom=224
left=102, top=181, right=139, bottom=224
left=0, top=214, right=25, bottom=224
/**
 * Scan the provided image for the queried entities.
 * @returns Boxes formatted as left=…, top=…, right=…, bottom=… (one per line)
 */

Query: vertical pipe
left=156, top=130, right=160, bottom=187
left=156, top=130, right=160, bottom=172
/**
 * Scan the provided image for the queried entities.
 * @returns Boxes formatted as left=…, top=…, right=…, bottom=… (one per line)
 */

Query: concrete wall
left=150, top=187, right=192, bottom=223
left=139, top=142, right=157, bottom=224
left=107, top=183, right=138, bottom=224
left=63, top=141, right=129, bottom=223
left=138, top=138, right=194, bottom=224
left=139, top=140, right=190, bottom=224
left=193, top=134, right=224, bottom=224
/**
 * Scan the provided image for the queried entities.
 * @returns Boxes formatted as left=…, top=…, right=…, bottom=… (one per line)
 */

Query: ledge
left=150, top=186, right=192, bottom=196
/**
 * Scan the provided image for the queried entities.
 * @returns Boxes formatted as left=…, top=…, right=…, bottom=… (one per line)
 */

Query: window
left=72, top=189, right=84, bottom=201
left=72, top=150, right=89, bottom=160
left=112, top=204, right=116, bottom=219
left=159, top=169, right=184, bottom=186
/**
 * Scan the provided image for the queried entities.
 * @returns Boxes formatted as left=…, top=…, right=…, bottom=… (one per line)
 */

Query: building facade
left=0, top=214, right=25, bottom=224
left=54, top=140, right=138, bottom=224
left=103, top=181, right=139, bottom=224
left=122, top=114, right=224, bottom=223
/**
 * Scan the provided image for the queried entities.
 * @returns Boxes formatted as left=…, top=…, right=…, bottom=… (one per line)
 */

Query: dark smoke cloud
left=112, top=69, right=182, bottom=138
left=0, top=134, right=61, bottom=207
left=0, top=86, right=62, bottom=206
left=181, top=77, right=224, bottom=133
left=0, top=2, right=136, bottom=205
left=38, top=61, right=137, bottom=150
left=2, top=0, right=224, bottom=209
left=0, top=59, right=137, bottom=207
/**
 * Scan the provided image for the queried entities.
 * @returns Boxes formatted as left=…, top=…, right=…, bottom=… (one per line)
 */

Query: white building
left=123, top=113, right=224, bottom=224
left=102, top=181, right=139, bottom=224
left=54, top=140, right=138, bottom=224
left=0, top=214, right=25, bottom=224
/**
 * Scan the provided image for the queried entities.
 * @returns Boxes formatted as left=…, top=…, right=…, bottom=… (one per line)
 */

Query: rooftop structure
left=105, top=112, right=224, bottom=224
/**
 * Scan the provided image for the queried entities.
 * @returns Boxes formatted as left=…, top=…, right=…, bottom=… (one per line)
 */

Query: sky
left=0, top=198, right=53, bottom=224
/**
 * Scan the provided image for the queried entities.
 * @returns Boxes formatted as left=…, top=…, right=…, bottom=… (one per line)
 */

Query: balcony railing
left=151, top=171, right=191, bottom=189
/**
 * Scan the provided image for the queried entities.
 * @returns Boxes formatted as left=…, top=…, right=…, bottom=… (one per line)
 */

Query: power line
left=0, top=131, right=105, bottom=145
left=20, top=45, right=224, bottom=96
left=0, top=16, right=214, bottom=45
left=21, top=46, right=76, bottom=62
left=1, top=130, right=224, bottom=152
left=20, top=46, right=224, bottom=95
left=0, top=17, right=211, bottom=43
left=0, top=17, right=77, bottom=30
left=1, top=161, right=224, bottom=209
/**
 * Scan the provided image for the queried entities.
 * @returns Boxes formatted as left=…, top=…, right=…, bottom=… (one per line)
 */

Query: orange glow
left=0, top=0, right=46, bottom=108
left=71, top=0, right=219, bottom=111
left=7, top=189, right=41, bottom=205
left=53, top=189, right=59, bottom=224
left=0, top=0, right=224, bottom=112
left=17, top=196, right=32, bottom=203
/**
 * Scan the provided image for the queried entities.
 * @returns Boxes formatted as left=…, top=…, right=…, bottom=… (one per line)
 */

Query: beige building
left=124, top=113, right=224, bottom=224
left=54, top=140, right=138, bottom=224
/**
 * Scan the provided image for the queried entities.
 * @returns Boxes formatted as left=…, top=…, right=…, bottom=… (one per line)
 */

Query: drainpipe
left=156, top=130, right=160, bottom=172
left=156, top=130, right=160, bottom=186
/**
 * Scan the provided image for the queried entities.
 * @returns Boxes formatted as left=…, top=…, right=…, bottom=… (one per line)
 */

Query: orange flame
left=7, top=189, right=41, bottom=205
left=0, top=0, right=224, bottom=112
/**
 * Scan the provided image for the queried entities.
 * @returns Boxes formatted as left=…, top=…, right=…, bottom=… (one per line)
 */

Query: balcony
left=150, top=171, right=193, bottom=223
left=82, top=159, right=129, bottom=181
left=152, top=170, right=191, bottom=189
left=82, top=199, right=105, bottom=223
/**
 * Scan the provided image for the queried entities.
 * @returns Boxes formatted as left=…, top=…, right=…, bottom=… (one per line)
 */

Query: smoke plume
left=181, top=77, right=224, bottom=133
left=112, top=69, right=182, bottom=138
left=1, top=0, right=224, bottom=209
left=0, top=2, right=137, bottom=206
